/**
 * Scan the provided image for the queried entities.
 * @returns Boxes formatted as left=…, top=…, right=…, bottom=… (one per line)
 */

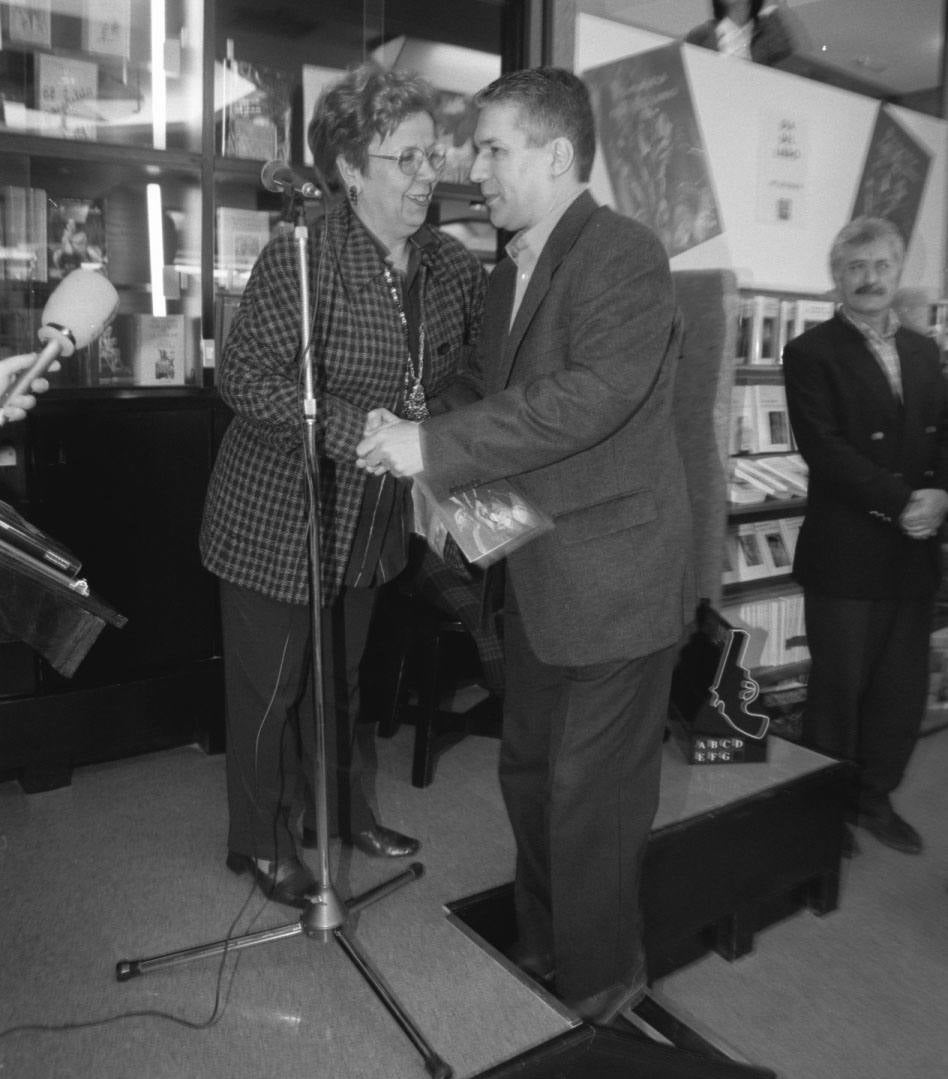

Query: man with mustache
left=784, top=217, right=948, bottom=856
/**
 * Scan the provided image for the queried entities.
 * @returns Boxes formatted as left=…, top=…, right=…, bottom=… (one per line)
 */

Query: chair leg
left=412, top=628, right=442, bottom=788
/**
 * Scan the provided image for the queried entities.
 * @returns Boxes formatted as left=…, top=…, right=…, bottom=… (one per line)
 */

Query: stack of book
left=727, top=453, right=808, bottom=504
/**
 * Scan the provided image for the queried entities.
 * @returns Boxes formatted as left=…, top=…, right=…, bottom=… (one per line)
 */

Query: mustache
left=854, top=284, right=888, bottom=295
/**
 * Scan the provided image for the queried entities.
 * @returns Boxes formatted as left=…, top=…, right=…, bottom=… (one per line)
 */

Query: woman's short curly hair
left=307, top=63, right=438, bottom=181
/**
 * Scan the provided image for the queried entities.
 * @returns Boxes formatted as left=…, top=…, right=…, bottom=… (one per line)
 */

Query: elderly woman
left=201, top=64, right=487, bottom=907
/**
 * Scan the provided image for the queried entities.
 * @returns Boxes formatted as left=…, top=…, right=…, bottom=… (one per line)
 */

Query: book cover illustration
left=34, top=53, right=99, bottom=140
left=219, top=59, right=293, bottom=162
left=851, top=106, right=931, bottom=247
left=416, top=477, right=553, bottom=568
left=8, top=0, right=52, bottom=47
left=81, top=0, right=132, bottom=59
left=47, top=197, right=107, bottom=280
left=216, top=207, right=272, bottom=276
left=130, top=314, right=189, bottom=386
left=583, top=42, right=721, bottom=258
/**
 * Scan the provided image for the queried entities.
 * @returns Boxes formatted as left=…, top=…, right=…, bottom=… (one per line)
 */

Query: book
left=735, top=295, right=755, bottom=364
left=218, top=59, right=293, bottom=162
left=754, top=454, right=808, bottom=496
left=750, top=295, right=781, bottom=365
left=729, top=384, right=758, bottom=454
left=792, top=299, right=834, bottom=339
left=415, top=476, right=553, bottom=568
left=733, top=521, right=770, bottom=581
left=0, top=497, right=82, bottom=579
left=0, top=185, right=47, bottom=282
left=47, top=196, right=107, bottom=280
left=779, top=516, right=803, bottom=561
left=733, top=458, right=791, bottom=500
left=776, top=298, right=796, bottom=364
left=34, top=54, right=99, bottom=140
left=752, top=518, right=794, bottom=575
left=128, top=314, right=191, bottom=387
left=82, top=0, right=132, bottom=59
left=8, top=0, right=51, bottom=47
left=752, top=383, right=793, bottom=453
left=216, top=207, right=272, bottom=277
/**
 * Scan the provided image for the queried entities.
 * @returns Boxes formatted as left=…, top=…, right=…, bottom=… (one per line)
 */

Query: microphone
left=260, top=160, right=321, bottom=200
left=0, top=269, right=120, bottom=414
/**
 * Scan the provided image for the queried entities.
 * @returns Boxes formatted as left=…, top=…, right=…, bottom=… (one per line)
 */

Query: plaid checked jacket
left=200, top=200, right=487, bottom=606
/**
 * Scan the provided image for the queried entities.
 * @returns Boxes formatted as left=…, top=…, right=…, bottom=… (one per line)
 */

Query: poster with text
left=851, top=106, right=930, bottom=246
left=583, top=43, right=721, bottom=257
left=756, top=112, right=808, bottom=228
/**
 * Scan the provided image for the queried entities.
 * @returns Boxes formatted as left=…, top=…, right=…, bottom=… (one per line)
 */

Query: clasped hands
left=355, top=408, right=424, bottom=478
left=899, top=488, right=948, bottom=540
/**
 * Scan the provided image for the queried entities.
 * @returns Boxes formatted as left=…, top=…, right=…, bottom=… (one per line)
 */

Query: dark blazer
left=784, top=313, right=948, bottom=599
left=422, top=191, right=695, bottom=667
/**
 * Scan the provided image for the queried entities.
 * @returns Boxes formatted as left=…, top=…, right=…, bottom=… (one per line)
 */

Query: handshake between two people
left=899, top=488, right=948, bottom=540
left=355, top=408, right=425, bottom=478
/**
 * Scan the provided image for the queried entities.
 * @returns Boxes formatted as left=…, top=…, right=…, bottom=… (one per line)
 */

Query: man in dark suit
left=784, top=217, right=948, bottom=855
left=356, top=67, right=694, bottom=1021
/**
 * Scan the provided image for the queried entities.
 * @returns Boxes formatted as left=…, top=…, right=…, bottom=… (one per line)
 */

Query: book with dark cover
left=851, top=105, right=931, bottom=247
left=583, top=42, right=721, bottom=257
left=0, top=498, right=82, bottom=579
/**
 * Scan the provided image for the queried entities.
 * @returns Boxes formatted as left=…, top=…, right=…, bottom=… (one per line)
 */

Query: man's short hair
left=829, top=217, right=905, bottom=280
left=474, top=67, right=597, bottom=183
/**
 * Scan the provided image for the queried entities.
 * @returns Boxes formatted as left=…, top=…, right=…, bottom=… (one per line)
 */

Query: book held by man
left=414, top=476, right=553, bottom=568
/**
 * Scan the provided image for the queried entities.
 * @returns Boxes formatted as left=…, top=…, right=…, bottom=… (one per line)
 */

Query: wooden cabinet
left=0, top=392, right=228, bottom=788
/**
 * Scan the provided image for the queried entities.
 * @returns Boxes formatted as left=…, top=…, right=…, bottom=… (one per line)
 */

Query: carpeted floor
left=1, top=723, right=946, bottom=1078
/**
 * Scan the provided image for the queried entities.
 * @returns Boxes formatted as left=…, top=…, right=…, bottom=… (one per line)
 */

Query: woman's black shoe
left=349, top=824, right=420, bottom=858
left=226, top=851, right=316, bottom=908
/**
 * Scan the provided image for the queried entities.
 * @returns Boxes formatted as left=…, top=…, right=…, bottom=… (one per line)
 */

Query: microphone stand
left=116, top=188, right=452, bottom=1079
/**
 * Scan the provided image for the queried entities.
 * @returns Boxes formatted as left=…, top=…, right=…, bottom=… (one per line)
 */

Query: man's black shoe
left=506, top=942, right=556, bottom=988
left=226, top=851, right=316, bottom=908
left=349, top=824, right=420, bottom=858
left=856, top=806, right=923, bottom=854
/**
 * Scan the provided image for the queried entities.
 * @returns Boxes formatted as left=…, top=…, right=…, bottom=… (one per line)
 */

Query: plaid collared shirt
left=201, top=200, right=487, bottom=605
left=838, top=305, right=903, bottom=399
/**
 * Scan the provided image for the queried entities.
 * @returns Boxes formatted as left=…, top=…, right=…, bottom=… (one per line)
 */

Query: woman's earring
left=348, top=185, right=358, bottom=206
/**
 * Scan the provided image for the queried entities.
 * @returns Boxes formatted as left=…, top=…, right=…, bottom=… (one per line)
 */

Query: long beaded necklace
left=382, top=263, right=429, bottom=421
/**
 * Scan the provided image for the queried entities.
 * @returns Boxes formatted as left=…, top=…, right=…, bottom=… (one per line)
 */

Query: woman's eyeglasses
left=368, top=146, right=448, bottom=176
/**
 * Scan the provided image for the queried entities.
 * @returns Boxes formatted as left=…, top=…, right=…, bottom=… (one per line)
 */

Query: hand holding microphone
left=0, top=269, right=119, bottom=426
left=0, top=353, right=62, bottom=424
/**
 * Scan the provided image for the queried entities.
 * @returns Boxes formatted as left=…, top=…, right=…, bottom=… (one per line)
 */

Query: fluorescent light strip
left=151, top=0, right=167, bottom=149
left=147, top=183, right=166, bottom=317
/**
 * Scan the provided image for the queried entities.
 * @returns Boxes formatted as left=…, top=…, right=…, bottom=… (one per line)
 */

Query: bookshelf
left=722, top=287, right=823, bottom=701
